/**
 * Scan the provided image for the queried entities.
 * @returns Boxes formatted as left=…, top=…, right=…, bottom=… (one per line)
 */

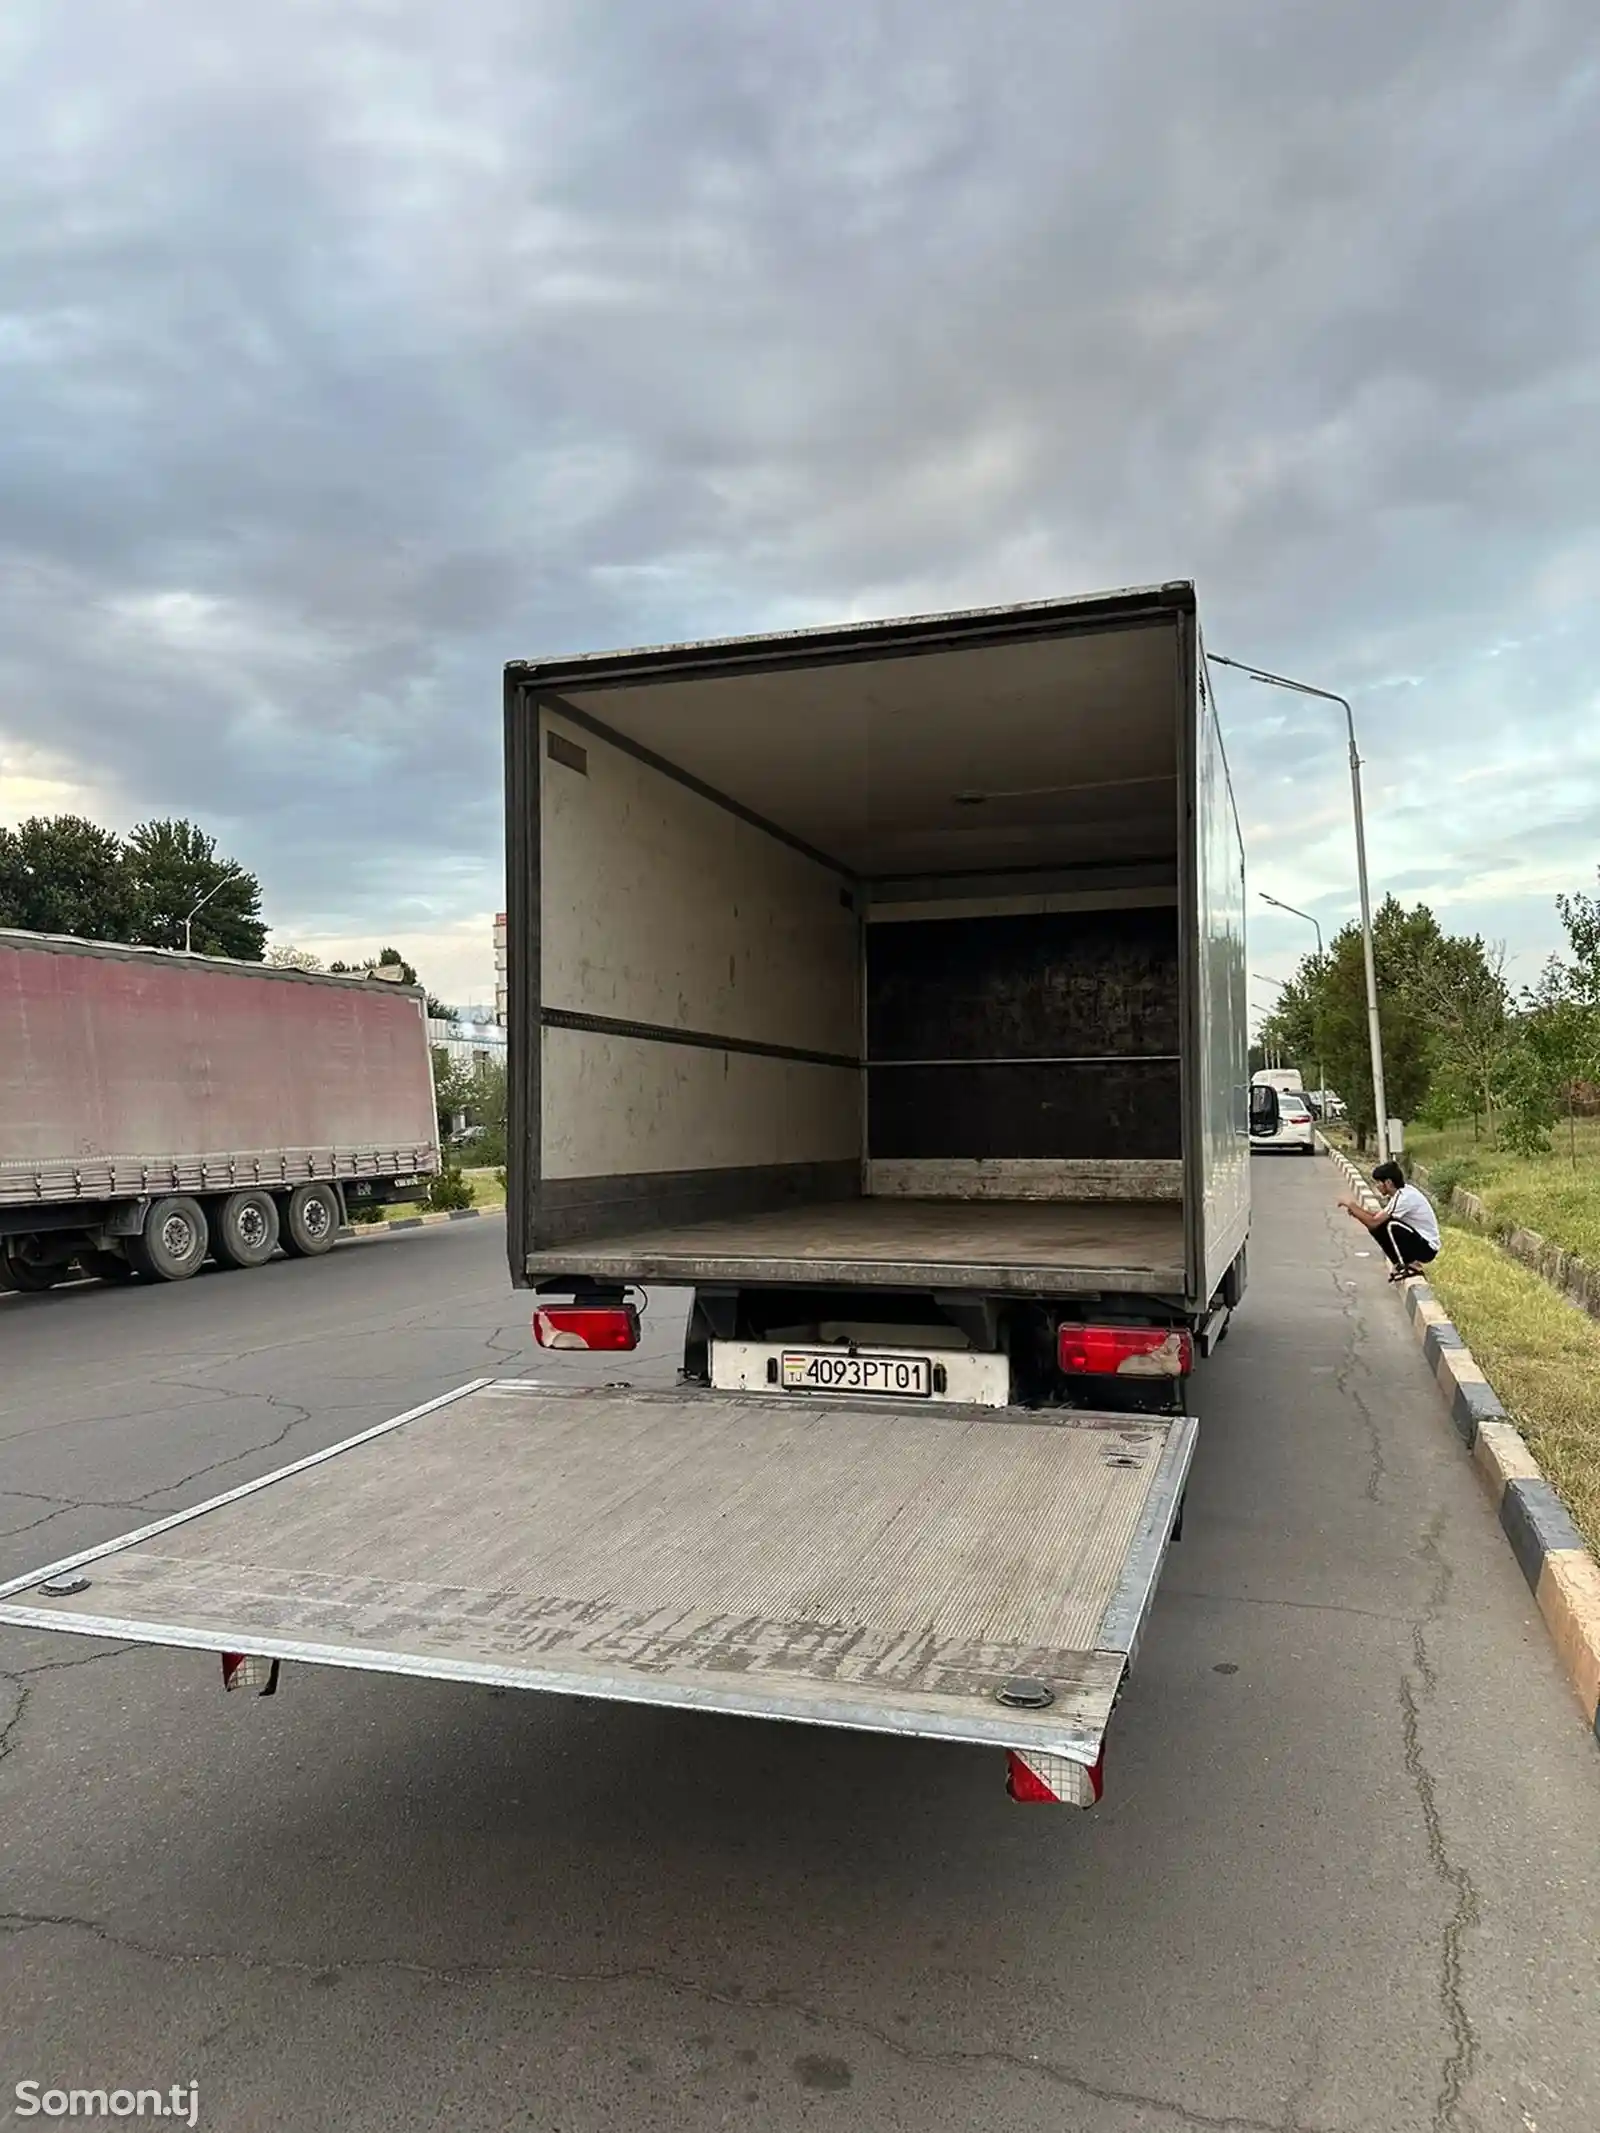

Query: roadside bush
left=427, top=1167, right=475, bottom=1213
left=1424, top=1156, right=1481, bottom=1200
left=347, top=1199, right=384, bottom=1225
left=455, top=1126, right=506, bottom=1169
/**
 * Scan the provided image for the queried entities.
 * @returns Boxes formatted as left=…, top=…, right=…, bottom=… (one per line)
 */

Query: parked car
left=1250, top=1085, right=1317, bottom=1155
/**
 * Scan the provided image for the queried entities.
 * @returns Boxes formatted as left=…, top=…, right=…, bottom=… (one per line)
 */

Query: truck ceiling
left=508, top=582, right=1194, bottom=881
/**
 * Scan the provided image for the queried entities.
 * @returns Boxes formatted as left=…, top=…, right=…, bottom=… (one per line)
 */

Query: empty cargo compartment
left=507, top=585, right=1247, bottom=1309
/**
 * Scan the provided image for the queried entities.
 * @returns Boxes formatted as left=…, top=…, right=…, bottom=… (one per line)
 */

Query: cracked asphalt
left=3, top=1175, right=1599, bottom=2132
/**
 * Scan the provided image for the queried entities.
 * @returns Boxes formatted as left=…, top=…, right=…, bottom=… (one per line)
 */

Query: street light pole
left=1259, top=893, right=1326, bottom=1117
left=1251, top=973, right=1286, bottom=1068
left=1210, top=655, right=1390, bottom=1162
left=182, top=866, right=241, bottom=955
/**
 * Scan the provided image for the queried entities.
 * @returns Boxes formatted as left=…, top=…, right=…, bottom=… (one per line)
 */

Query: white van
left=1251, top=1067, right=1304, bottom=1096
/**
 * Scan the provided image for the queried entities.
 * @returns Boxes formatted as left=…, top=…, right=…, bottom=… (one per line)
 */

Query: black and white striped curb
left=338, top=1207, right=492, bottom=1238
left=1321, top=1134, right=1600, bottom=1741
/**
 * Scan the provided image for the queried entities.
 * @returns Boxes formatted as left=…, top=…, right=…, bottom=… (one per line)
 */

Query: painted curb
left=338, top=1207, right=493, bottom=1238
left=1320, top=1134, right=1600, bottom=1742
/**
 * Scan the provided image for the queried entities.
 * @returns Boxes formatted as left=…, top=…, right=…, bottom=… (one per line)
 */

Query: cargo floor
left=526, top=1197, right=1186, bottom=1294
left=0, top=1381, right=1196, bottom=1762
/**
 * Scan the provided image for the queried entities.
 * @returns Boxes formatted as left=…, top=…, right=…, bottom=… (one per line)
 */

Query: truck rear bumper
left=0, top=1379, right=1194, bottom=1787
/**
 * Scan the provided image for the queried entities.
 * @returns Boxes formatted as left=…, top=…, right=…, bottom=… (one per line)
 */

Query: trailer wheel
left=127, top=1196, right=209, bottom=1282
left=281, top=1182, right=341, bottom=1257
left=2, top=1248, right=61, bottom=1293
left=81, top=1249, right=137, bottom=1285
left=212, top=1190, right=281, bottom=1269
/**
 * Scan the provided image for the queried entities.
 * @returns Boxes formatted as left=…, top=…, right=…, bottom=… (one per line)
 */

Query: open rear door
left=0, top=1380, right=1194, bottom=1806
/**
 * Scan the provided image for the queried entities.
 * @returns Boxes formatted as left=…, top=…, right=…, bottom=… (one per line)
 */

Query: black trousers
left=1374, top=1218, right=1436, bottom=1269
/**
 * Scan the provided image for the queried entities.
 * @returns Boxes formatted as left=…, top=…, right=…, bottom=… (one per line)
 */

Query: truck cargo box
left=502, top=581, right=1248, bottom=1314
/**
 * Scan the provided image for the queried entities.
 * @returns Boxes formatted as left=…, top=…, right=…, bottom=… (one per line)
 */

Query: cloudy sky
left=2, top=0, right=1597, bottom=1017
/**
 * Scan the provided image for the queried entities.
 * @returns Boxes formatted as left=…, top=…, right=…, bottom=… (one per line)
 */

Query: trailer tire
left=127, top=1196, right=209, bottom=1282
left=212, top=1190, right=281, bottom=1269
left=282, top=1182, right=341, bottom=1258
left=2, top=1248, right=61, bottom=1293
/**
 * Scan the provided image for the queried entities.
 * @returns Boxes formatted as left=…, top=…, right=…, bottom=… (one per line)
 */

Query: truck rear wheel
left=212, top=1190, right=281, bottom=1269
left=281, top=1182, right=341, bottom=1258
left=127, top=1196, right=209, bottom=1282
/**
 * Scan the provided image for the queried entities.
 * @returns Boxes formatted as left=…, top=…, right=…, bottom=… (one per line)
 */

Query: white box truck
left=0, top=582, right=1251, bottom=1808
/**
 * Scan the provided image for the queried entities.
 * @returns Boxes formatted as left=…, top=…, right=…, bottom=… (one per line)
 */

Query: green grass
left=1427, top=1226, right=1600, bottom=1553
left=1402, top=1115, right=1600, bottom=1265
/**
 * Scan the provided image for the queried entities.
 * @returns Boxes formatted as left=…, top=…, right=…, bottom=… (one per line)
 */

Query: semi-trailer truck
left=0, top=934, right=440, bottom=1289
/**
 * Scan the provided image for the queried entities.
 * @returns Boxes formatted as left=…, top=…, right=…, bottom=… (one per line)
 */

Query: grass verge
left=1405, top=1117, right=1600, bottom=1265
left=1427, top=1226, right=1600, bottom=1553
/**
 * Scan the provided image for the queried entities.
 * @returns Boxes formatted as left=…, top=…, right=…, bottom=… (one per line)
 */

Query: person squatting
left=1338, top=1161, right=1441, bottom=1283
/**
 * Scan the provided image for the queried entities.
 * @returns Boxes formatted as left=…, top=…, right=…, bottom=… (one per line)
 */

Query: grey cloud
left=1, top=0, right=1598, bottom=982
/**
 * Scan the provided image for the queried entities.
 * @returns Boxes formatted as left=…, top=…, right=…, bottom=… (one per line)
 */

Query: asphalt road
left=3, top=1167, right=1599, bottom=2132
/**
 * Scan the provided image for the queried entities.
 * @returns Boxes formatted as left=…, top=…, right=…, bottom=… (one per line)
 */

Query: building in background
left=494, top=912, right=508, bottom=1026
left=427, top=1008, right=506, bottom=1077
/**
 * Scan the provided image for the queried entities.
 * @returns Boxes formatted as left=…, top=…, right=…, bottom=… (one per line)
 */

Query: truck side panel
left=528, top=701, right=860, bottom=1249
left=1184, top=630, right=1251, bottom=1302
left=0, top=937, right=438, bottom=1205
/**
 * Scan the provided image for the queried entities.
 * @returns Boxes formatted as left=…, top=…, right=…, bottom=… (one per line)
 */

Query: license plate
left=779, top=1350, right=932, bottom=1398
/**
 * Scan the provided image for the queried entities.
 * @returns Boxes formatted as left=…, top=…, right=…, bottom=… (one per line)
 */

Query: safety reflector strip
left=222, top=1652, right=281, bottom=1697
left=1005, top=1747, right=1103, bottom=1806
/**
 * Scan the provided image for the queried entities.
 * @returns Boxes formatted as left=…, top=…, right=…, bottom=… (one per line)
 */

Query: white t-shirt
left=1387, top=1183, right=1440, bottom=1251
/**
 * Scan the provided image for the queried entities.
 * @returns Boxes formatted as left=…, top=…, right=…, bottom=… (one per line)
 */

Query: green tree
left=1262, top=895, right=1501, bottom=1151
left=431, top=1046, right=476, bottom=1141
left=476, top=1055, right=507, bottom=1133
left=1256, top=959, right=1324, bottom=1083
left=463, top=1055, right=509, bottom=1165
left=1551, top=871, right=1600, bottom=1010
left=0, top=814, right=135, bottom=939
left=1404, top=934, right=1512, bottom=1140
left=123, top=819, right=266, bottom=959
left=1494, top=1032, right=1560, bottom=1157
left=1316, top=928, right=1433, bottom=1149
left=1509, top=950, right=1600, bottom=1163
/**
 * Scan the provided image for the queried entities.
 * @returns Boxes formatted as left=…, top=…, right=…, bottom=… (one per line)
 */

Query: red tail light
left=533, top=1304, right=641, bottom=1351
left=1057, top=1324, right=1192, bottom=1378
